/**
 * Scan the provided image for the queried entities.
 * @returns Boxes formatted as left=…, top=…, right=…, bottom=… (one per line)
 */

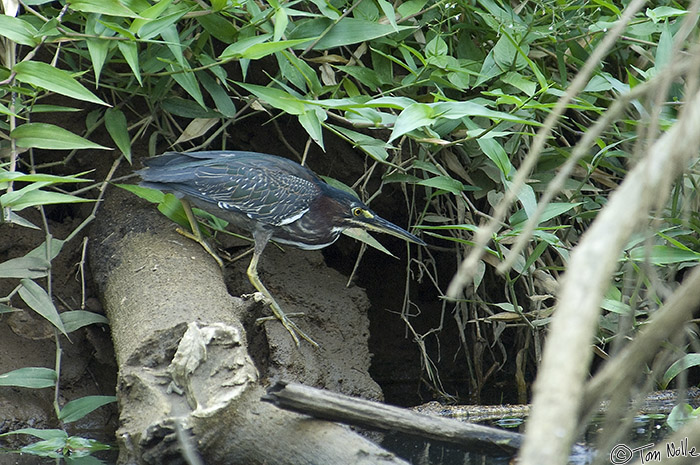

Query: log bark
left=89, top=187, right=407, bottom=464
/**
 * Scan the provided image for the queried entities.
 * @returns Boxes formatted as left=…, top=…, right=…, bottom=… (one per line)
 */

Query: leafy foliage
left=0, top=0, right=698, bottom=457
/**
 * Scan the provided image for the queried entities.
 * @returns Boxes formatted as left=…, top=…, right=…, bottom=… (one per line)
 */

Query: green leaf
left=646, top=6, right=688, bottom=22
left=241, top=39, right=315, bottom=60
left=67, top=0, right=139, bottom=17
left=273, top=7, right=289, bottom=42
left=117, top=184, right=166, bottom=204
left=59, top=396, right=117, bottom=423
left=14, top=61, right=109, bottom=106
left=343, top=228, right=396, bottom=258
left=11, top=123, right=112, bottom=150
left=0, top=101, right=17, bottom=117
left=0, top=303, right=17, bottom=314
left=117, top=41, right=143, bottom=85
left=237, top=82, right=306, bottom=115
left=502, top=71, right=536, bottom=97
left=196, top=12, right=237, bottom=43
left=376, top=0, right=398, bottom=31
left=158, top=194, right=191, bottom=229
left=655, top=22, right=673, bottom=71
left=18, top=279, right=68, bottom=336
left=417, top=176, right=465, bottom=195
left=388, top=103, right=434, bottom=142
left=629, top=246, right=700, bottom=265
left=0, top=367, right=57, bottom=389
left=0, top=170, right=91, bottom=184
left=662, top=354, right=700, bottom=389
left=162, top=97, right=219, bottom=118
left=431, top=101, right=532, bottom=124
left=492, top=33, right=527, bottom=70
left=136, top=8, right=190, bottom=41
left=198, top=72, right=236, bottom=118
left=667, top=404, right=695, bottom=431
left=86, top=39, right=110, bottom=85
left=27, top=238, right=65, bottom=262
left=130, top=0, right=174, bottom=32
left=219, top=33, right=272, bottom=58
left=478, top=137, right=513, bottom=178
left=20, top=437, right=65, bottom=458
left=60, top=311, right=109, bottom=333
left=298, top=108, right=325, bottom=149
left=330, top=125, right=389, bottom=162
left=104, top=108, right=132, bottom=162
left=601, top=299, right=632, bottom=315
left=98, top=19, right=137, bottom=40
left=510, top=202, right=583, bottom=226
left=583, top=75, right=613, bottom=92
left=4, top=211, right=41, bottom=229
left=511, top=182, right=537, bottom=220
left=0, top=428, right=67, bottom=440
left=0, top=15, right=40, bottom=46
left=425, top=36, right=448, bottom=58
left=170, top=64, right=206, bottom=108
left=288, top=17, right=413, bottom=50
left=0, top=188, right=92, bottom=211
left=0, top=256, right=50, bottom=279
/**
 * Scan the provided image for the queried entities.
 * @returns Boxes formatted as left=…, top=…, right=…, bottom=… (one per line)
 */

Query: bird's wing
left=191, top=164, right=319, bottom=226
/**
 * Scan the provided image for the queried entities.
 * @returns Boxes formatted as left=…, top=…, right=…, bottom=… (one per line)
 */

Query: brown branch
left=263, top=381, right=523, bottom=454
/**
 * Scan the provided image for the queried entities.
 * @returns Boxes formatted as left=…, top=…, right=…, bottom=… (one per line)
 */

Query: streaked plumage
left=137, top=150, right=425, bottom=347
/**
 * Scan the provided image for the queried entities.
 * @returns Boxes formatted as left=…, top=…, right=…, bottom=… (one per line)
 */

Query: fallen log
left=88, top=187, right=408, bottom=464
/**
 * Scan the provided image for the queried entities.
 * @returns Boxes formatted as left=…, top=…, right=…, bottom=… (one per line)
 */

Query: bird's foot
left=255, top=299, right=319, bottom=349
left=175, top=227, right=224, bottom=268
left=255, top=312, right=305, bottom=323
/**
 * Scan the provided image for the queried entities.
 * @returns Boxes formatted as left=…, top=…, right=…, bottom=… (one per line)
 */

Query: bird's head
left=320, top=185, right=426, bottom=246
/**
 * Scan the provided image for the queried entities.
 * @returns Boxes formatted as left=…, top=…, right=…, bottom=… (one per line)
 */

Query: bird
left=137, top=150, right=426, bottom=347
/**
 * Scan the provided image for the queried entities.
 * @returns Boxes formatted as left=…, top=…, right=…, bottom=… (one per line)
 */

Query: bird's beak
left=362, top=214, right=426, bottom=246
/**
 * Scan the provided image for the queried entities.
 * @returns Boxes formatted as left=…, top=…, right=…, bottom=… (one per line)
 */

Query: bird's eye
left=352, top=207, right=363, bottom=217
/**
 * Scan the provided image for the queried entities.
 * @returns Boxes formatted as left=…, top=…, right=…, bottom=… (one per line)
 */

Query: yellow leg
left=176, top=199, right=224, bottom=268
left=247, top=249, right=319, bottom=348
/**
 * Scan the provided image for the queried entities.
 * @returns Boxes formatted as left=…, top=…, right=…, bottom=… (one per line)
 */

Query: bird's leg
left=176, top=199, right=224, bottom=268
left=248, top=232, right=319, bottom=348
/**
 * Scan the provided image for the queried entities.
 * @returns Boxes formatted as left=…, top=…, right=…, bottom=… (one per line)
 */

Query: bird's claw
left=260, top=300, right=319, bottom=348
left=175, top=227, right=225, bottom=268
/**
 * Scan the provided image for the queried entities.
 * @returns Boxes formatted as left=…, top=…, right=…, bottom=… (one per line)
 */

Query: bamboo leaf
left=170, top=64, right=205, bottom=108
left=18, top=279, right=68, bottom=336
left=60, top=311, right=109, bottom=333
left=629, top=246, right=700, bottom=265
left=117, top=41, right=143, bottom=85
left=0, top=15, right=39, bottom=46
left=662, top=354, right=700, bottom=389
left=343, top=228, right=396, bottom=258
left=59, top=396, right=117, bottom=423
left=0, top=256, right=50, bottom=279
left=288, top=17, right=413, bottom=50
left=0, top=367, right=57, bottom=389
left=67, top=0, right=139, bottom=17
left=14, top=61, right=109, bottom=106
left=388, top=103, right=434, bottom=142
left=11, top=123, right=111, bottom=150
left=0, top=428, right=67, bottom=440
left=1, top=188, right=92, bottom=211
left=237, top=82, right=306, bottom=115
left=104, top=108, right=132, bottom=162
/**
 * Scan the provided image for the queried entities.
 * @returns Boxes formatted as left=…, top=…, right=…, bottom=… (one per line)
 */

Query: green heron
left=138, top=150, right=425, bottom=347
